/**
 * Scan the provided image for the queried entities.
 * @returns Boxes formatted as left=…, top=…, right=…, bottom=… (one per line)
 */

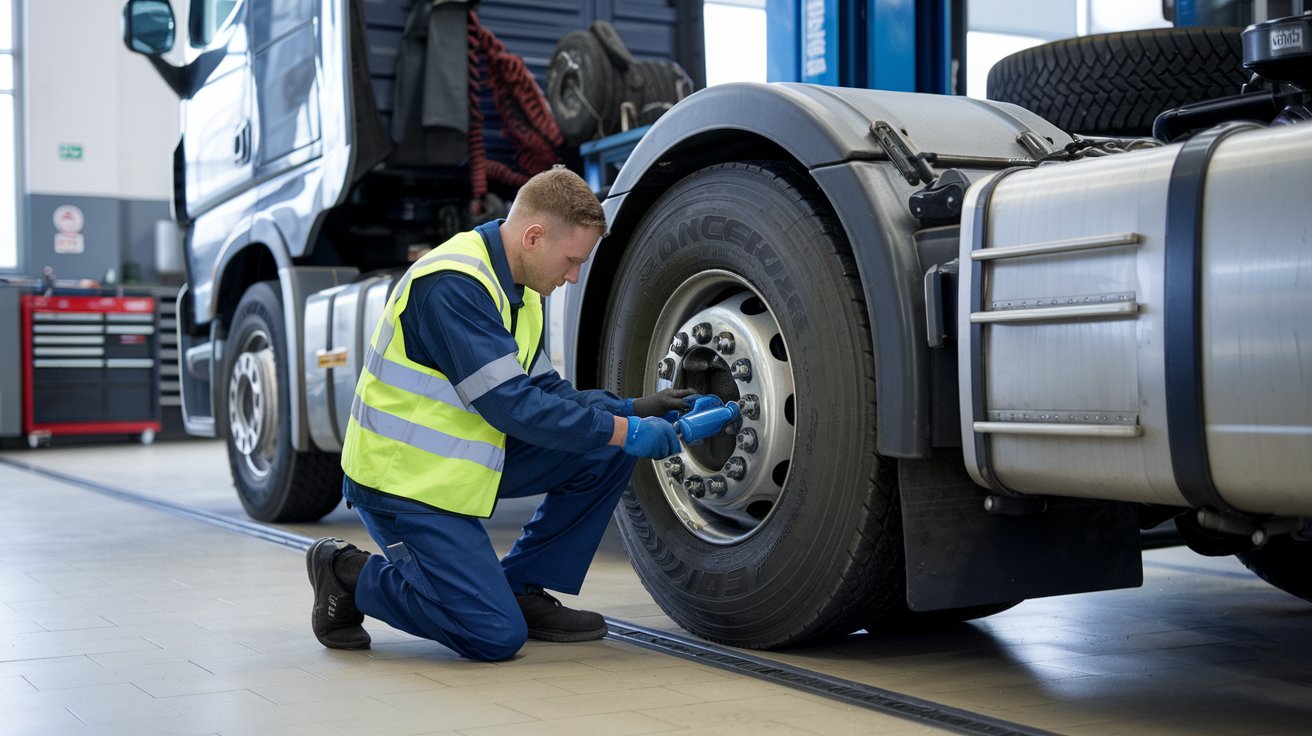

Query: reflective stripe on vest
left=340, top=229, right=543, bottom=517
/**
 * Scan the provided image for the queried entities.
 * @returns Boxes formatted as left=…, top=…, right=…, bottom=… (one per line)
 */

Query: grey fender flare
left=581, top=82, right=1072, bottom=458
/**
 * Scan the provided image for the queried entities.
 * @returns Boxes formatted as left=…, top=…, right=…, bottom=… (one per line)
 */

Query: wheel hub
left=648, top=270, right=795, bottom=544
left=228, top=331, right=278, bottom=482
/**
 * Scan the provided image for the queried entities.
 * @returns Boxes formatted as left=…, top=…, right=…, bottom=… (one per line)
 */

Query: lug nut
left=731, top=359, right=753, bottom=382
left=664, top=456, right=684, bottom=482
left=715, top=331, right=735, bottom=355
left=723, top=456, right=747, bottom=481
left=740, top=394, right=760, bottom=420
left=670, top=332, right=689, bottom=356
left=692, top=322, right=713, bottom=344
left=657, top=358, right=675, bottom=380
left=707, top=476, right=728, bottom=497
left=684, top=475, right=706, bottom=498
left=737, top=428, right=758, bottom=453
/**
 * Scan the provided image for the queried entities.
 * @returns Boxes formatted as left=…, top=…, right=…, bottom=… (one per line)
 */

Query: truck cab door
left=183, top=0, right=254, bottom=213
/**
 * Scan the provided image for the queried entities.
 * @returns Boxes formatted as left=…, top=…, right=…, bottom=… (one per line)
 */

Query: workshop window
left=705, top=0, right=767, bottom=86
left=0, top=0, right=16, bottom=272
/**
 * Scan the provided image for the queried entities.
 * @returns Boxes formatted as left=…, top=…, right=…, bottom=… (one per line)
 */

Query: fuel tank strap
left=966, top=166, right=1034, bottom=495
left=1163, top=122, right=1260, bottom=513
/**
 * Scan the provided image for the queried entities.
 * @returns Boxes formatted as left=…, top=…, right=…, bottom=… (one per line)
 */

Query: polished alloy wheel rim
left=647, top=270, right=796, bottom=544
left=228, top=329, right=278, bottom=481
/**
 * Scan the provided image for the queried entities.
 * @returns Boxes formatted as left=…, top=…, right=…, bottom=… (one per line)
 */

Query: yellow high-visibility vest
left=340, top=229, right=543, bottom=517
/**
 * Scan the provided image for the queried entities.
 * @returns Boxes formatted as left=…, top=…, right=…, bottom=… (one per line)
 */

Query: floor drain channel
left=604, top=620, right=1058, bottom=736
left=0, top=456, right=316, bottom=551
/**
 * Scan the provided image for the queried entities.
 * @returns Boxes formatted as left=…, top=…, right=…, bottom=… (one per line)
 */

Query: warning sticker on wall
left=54, top=233, right=85, bottom=254
left=53, top=204, right=86, bottom=255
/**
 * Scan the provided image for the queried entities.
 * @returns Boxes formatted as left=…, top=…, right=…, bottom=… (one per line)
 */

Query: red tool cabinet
left=20, top=295, right=162, bottom=446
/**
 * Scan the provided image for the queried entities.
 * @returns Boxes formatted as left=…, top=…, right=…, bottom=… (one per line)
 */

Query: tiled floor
left=2, top=440, right=1311, bottom=735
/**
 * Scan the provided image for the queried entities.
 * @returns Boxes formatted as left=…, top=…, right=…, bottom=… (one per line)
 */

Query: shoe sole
left=307, top=538, right=371, bottom=650
left=526, top=624, right=609, bottom=643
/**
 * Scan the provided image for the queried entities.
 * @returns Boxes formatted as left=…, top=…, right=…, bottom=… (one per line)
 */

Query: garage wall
left=22, top=0, right=179, bottom=283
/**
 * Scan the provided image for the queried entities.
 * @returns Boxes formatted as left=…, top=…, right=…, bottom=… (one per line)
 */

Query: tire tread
left=986, top=27, right=1248, bottom=136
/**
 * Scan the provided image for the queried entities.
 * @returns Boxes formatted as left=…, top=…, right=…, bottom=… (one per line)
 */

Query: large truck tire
left=601, top=161, right=903, bottom=648
left=986, top=27, right=1247, bottom=137
left=221, top=282, right=344, bottom=523
left=1236, top=536, right=1312, bottom=603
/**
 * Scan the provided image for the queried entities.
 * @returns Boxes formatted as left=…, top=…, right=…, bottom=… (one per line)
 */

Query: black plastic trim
left=1163, top=124, right=1257, bottom=512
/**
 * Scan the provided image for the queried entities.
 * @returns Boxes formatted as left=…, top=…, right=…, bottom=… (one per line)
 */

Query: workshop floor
left=1, top=439, right=1310, bottom=735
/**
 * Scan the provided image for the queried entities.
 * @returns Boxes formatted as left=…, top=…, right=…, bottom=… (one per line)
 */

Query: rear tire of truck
left=220, top=282, right=344, bottom=523
left=601, top=161, right=903, bottom=649
left=1236, top=535, right=1312, bottom=603
left=986, top=27, right=1247, bottom=137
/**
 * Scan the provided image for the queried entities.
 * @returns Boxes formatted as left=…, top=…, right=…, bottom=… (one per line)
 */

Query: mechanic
left=307, top=166, right=696, bottom=661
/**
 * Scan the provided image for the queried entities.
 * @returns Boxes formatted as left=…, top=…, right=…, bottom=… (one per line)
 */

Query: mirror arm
left=146, top=54, right=191, bottom=98
left=142, top=47, right=226, bottom=100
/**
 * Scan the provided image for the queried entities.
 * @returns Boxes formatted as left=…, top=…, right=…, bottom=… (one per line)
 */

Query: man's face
left=521, top=221, right=602, bottom=295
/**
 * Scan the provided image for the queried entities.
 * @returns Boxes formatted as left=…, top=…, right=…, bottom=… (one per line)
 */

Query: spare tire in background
left=548, top=21, right=693, bottom=146
left=547, top=29, right=624, bottom=147
left=987, top=27, right=1248, bottom=137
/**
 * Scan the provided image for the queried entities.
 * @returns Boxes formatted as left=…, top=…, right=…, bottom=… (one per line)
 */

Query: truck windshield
left=194, top=0, right=239, bottom=46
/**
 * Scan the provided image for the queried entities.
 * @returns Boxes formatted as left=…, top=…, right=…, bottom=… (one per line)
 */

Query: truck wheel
left=1236, top=536, right=1312, bottom=602
left=601, top=161, right=902, bottom=648
left=987, top=27, right=1247, bottom=137
left=221, top=282, right=343, bottom=523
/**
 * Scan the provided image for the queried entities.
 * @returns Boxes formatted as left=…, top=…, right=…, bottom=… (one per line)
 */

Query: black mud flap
left=900, top=449, right=1143, bottom=611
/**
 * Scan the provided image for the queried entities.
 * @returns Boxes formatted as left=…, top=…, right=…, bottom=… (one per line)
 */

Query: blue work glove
left=622, top=416, right=681, bottom=459
left=625, top=388, right=701, bottom=423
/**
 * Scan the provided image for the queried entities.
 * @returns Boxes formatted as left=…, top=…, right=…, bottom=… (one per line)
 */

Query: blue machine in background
left=765, top=0, right=963, bottom=94
left=762, top=0, right=1250, bottom=97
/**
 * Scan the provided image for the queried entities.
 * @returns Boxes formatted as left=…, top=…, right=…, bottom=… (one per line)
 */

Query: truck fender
left=580, top=82, right=1072, bottom=458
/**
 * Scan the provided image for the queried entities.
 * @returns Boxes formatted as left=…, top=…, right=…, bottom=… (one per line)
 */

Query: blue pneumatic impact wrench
left=675, top=396, right=741, bottom=443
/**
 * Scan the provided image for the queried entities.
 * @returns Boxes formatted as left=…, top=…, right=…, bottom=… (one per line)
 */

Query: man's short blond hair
left=512, top=166, right=609, bottom=236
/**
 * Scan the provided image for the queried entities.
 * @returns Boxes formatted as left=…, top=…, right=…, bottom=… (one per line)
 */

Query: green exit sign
left=58, top=143, right=83, bottom=161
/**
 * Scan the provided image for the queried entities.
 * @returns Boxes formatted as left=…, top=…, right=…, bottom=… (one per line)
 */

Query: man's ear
left=522, top=223, right=545, bottom=252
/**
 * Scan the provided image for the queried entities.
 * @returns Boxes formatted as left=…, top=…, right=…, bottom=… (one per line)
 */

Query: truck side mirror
left=122, top=0, right=176, bottom=56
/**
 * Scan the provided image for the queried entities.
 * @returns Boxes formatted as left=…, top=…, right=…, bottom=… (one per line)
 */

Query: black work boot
left=307, top=537, right=372, bottom=650
left=515, top=586, right=608, bottom=642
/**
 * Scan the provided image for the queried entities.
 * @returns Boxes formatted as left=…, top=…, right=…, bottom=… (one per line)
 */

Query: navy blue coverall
left=345, top=220, right=637, bottom=661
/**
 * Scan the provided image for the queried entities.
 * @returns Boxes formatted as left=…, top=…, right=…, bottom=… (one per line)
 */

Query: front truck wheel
left=221, top=281, right=344, bottom=522
left=602, top=162, right=903, bottom=648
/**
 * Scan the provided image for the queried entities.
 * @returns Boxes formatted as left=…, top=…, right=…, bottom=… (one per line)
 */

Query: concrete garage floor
left=1, top=439, right=1310, bottom=735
